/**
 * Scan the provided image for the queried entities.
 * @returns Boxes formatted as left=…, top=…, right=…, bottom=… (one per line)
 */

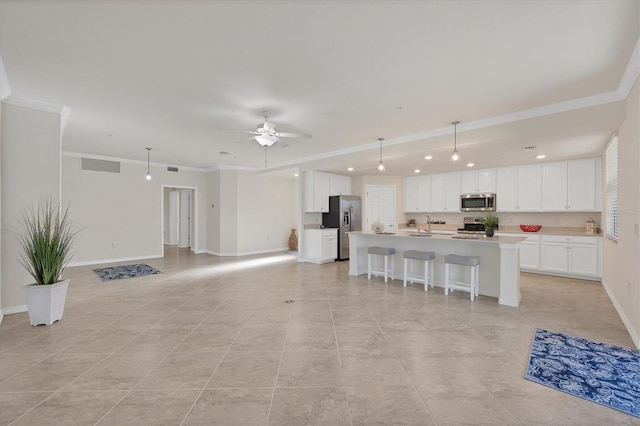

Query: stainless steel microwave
left=460, top=193, right=496, bottom=212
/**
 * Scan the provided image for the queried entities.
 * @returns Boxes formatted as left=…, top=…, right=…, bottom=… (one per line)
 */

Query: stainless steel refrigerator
left=322, top=195, right=362, bottom=260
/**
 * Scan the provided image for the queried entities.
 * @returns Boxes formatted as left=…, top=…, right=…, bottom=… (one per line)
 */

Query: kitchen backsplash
left=405, top=212, right=603, bottom=228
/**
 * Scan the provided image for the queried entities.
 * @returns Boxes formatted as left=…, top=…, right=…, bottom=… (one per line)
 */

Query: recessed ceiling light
left=347, top=167, right=354, bottom=171
left=414, top=169, right=421, bottom=173
left=424, top=155, right=433, bottom=160
left=467, top=163, right=475, bottom=167
left=536, top=154, right=546, bottom=159
left=294, top=173, right=299, bottom=177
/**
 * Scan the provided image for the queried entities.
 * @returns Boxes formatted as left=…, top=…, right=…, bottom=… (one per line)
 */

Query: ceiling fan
left=237, top=111, right=312, bottom=148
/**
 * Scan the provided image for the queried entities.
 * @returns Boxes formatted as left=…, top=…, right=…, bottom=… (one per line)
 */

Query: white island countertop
left=348, top=231, right=526, bottom=307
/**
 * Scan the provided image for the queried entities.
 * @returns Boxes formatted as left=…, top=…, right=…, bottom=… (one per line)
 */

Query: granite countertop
left=400, top=223, right=601, bottom=237
left=351, top=230, right=527, bottom=244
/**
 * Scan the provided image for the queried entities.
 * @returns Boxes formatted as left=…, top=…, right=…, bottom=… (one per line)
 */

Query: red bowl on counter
left=520, top=224, right=542, bottom=232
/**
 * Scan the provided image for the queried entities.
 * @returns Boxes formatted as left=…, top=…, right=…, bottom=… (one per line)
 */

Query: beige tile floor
left=0, top=247, right=637, bottom=425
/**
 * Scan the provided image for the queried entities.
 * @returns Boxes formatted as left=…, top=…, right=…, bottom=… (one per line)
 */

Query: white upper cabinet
left=516, top=164, right=542, bottom=211
left=496, top=164, right=541, bottom=212
left=542, top=162, right=568, bottom=211
left=541, top=158, right=601, bottom=212
left=496, top=166, right=518, bottom=211
left=403, top=175, right=430, bottom=212
left=304, top=171, right=330, bottom=212
left=329, top=174, right=352, bottom=196
left=461, top=169, right=495, bottom=193
left=431, top=172, right=460, bottom=212
left=568, top=158, right=601, bottom=211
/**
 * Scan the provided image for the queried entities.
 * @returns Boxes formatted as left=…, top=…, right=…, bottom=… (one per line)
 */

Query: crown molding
left=62, top=151, right=207, bottom=173
left=617, top=37, right=640, bottom=98
left=3, top=94, right=69, bottom=115
left=0, top=55, right=11, bottom=101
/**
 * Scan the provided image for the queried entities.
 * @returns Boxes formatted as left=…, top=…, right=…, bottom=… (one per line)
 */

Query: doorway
left=365, top=184, right=396, bottom=232
left=162, top=185, right=197, bottom=256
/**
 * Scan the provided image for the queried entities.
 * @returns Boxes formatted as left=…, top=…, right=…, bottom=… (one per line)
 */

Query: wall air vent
left=81, top=158, right=120, bottom=173
left=522, top=146, right=537, bottom=152
left=167, top=166, right=179, bottom=172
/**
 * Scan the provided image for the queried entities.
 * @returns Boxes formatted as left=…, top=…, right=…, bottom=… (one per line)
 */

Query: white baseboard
left=204, top=247, right=290, bottom=257
left=67, top=254, right=163, bottom=268
left=601, top=278, right=640, bottom=349
left=0, top=309, right=3, bottom=324
left=2, top=304, right=28, bottom=315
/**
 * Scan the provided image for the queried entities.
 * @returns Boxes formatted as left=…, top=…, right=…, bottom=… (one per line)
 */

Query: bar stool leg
left=429, top=258, right=435, bottom=289
left=403, top=258, right=408, bottom=287
left=475, top=265, right=480, bottom=297
left=384, top=255, right=388, bottom=283
left=368, top=254, right=372, bottom=280
left=444, top=263, right=450, bottom=295
left=470, top=266, right=475, bottom=301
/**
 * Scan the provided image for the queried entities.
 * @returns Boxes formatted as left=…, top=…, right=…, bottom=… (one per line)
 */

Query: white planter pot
left=23, top=279, right=69, bottom=326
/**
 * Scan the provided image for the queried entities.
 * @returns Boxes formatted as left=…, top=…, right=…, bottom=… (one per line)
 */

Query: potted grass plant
left=17, top=200, right=78, bottom=326
left=483, top=212, right=499, bottom=237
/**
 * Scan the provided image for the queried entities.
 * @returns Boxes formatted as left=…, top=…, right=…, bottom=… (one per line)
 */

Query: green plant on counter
left=407, top=218, right=417, bottom=226
left=483, top=212, right=499, bottom=229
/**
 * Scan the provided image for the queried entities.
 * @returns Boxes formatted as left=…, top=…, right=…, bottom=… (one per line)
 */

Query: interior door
left=168, top=190, right=179, bottom=245
left=179, top=190, right=191, bottom=248
left=365, top=185, right=396, bottom=232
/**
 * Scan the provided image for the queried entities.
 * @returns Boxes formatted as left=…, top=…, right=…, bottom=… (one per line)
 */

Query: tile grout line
left=264, top=300, right=293, bottom=426
left=364, top=280, right=441, bottom=426
left=329, top=292, right=354, bottom=426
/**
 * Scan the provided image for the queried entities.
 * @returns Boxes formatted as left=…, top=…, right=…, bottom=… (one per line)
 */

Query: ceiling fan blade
left=276, top=140, right=290, bottom=148
left=275, top=132, right=312, bottom=139
left=235, top=136, right=256, bottom=144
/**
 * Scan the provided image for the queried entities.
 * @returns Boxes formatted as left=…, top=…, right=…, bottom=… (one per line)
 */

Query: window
left=605, top=135, right=618, bottom=241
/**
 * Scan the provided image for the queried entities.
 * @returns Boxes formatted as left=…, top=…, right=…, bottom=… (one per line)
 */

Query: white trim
left=0, top=55, right=11, bottom=100
left=601, top=278, right=640, bottom=349
left=2, top=304, right=28, bottom=315
left=3, top=94, right=69, bottom=115
left=67, top=254, right=162, bottom=268
left=0, top=309, right=3, bottom=324
left=204, top=247, right=290, bottom=257
left=60, top=106, right=72, bottom=137
left=62, top=151, right=206, bottom=173
left=217, top=164, right=259, bottom=172
left=264, top=91, right=625, bottom=171
left=617, top=37, right=640, bottom=98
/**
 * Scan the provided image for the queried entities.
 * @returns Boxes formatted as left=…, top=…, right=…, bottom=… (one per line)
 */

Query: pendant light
left=449, top=121, right=461, bottom=162
left=145, top=148, right=152, bottom=181
left=376, top=138, right=385, bottom=172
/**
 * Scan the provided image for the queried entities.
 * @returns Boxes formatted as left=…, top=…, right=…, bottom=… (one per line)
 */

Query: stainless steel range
left=457, top=217, right=486, bottom=234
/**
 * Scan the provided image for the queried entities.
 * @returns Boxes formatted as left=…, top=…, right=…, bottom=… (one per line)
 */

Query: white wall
left=207, top=170, right=220, bottom=254
left=603, top=77, right=640, bottom=348
left=1, top=103, right=62, bottom=311
left=218, top=169, right=239, bottom=255
left=61, top=156, right=208, bottom=264
left=236, top=171, right=294, bottom=254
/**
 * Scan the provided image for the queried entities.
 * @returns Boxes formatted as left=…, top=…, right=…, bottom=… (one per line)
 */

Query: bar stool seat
left=403, top=250, right=435, bottom=291
left=368, top=246, right=396, bottom=283
left=444, top=254, right=480, bottom=300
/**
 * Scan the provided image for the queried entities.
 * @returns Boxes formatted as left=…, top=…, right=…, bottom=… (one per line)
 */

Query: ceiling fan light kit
left=234, top=110, right=311, bottom=149
left=449, top=120, right=461, bottom=162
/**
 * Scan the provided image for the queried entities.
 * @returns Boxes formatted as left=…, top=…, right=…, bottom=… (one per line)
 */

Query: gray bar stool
left=368, top=246, right=396, bottom=283
left=444, top=254, right=481, bottom=301
left=403, top=250, right=435, bottom=291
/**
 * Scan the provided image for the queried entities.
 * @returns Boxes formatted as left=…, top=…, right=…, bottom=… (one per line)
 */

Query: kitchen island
left=348, top=231, right=526, bottom=307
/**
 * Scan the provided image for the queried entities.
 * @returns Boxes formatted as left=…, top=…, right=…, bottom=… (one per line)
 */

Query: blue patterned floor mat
left=525, top=328, right=640, bottom=417
left=93, top=263, right=162, bottom=282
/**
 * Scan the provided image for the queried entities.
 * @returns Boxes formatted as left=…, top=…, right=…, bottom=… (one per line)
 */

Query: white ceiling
left=0, top=0, right=638, bottom=176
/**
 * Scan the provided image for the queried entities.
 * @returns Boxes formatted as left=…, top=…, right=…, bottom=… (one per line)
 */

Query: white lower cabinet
left=496, top=233, right=600, bottom=279
left=540, top=235, right=600, bottom=278
left=304, top=229, right=337, bottom=264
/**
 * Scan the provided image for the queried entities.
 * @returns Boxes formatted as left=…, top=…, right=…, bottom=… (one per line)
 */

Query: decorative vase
left=485, top=228, right=495, bottom=238
left=288, top=229, right=298, bottom=251
left=23, top=279, right=69, bottom=326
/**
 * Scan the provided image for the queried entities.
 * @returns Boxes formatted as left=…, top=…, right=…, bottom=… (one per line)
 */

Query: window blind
left=605, top=135, right=618, bottom=240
